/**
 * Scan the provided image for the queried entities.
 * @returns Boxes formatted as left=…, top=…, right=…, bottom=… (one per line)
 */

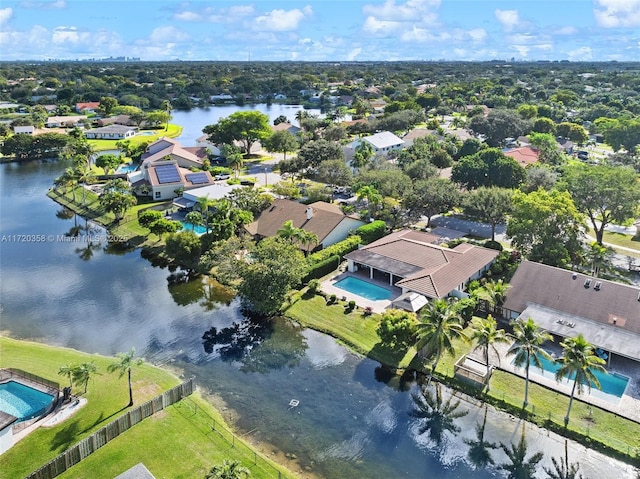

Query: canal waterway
left=0, top=108, right=636, bottom=478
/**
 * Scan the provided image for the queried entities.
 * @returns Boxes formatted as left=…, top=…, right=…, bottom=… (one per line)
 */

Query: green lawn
left=88, top=124, right=182, bottom=152
left=286, top=293, right=419, bottom=370
left=0, top=337, right=297, bottom=479
left=285, top=294, right=640, bottom=464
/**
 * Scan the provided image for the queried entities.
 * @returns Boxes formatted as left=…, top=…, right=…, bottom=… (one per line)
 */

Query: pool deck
left=321, top=271, right=402, bottom=314
left=474, top=342, right=640, bottom=423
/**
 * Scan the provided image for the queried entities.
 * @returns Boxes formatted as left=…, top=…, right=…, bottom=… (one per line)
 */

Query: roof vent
left=306, top=207, right=313, bottom=220
left=583, top=279, right=591, bottom=288
left=572, top=273, right=577, bottom=280
left=594, top=281, right=602, bottom=291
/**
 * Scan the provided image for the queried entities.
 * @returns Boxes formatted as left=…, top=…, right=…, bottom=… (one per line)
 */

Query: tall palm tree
left=415, top=298, right=468, bottom=384
left=507, top=317, right=553, bottom=407
left=544, top=440, right=583, bottom=479
left=464, top=406, right=498, bottom=469
left=469, top=314, right=510, bottom=380
left=555, top=334, right=606, bottom=427
left=160, top=99, right=172, bottom=131
left=298, top=229, right=318, bottom=254
left=356, top=185, right=382, bottom=220
left=198, top=195, right=215, bottom=234
left=485, top=279, right=509, bottom=315
left=74, top=164, right=96, bottom=209
left=276, top=220, right=306, bottom=245
left=227, top=152, right=244, bottom=179
left=107, top=347, right=144, bottom=407
left=58, top=363, right=76, bottom=389
left=498, top=426, right=543, bottom=479
left=184, top=211, right=203, bottom=232
left=409, top=383, right=468, bottom=446
left=205, top=460, right=251, bottom=479
left=351, top=141, right=374, bottom=171
left=72, top=362, right=99, bottom=394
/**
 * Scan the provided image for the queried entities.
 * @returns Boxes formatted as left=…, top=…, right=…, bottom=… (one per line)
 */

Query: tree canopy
left=204, top=111, right=272, bottom=154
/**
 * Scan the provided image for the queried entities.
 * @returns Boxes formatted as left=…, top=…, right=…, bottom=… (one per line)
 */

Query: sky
left=0, top=0, right=639, bottom=62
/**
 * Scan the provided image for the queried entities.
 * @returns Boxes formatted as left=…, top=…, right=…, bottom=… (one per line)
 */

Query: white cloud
left=511, top=45, right=530, bottom=57
left=567, top=46, right=593, bottom=61
left=363, top=0, right=440, bottom=21
left=0, top=7, right=12, bottom=25
left=253, top=6, right=312, bottom=32
left=594, top=0, right=640, bottom=27
left=495, top=9, right=520, bottom=31
left=149, top=26, right=190, bottom=43
left=362, top=16, right=400, bottom=34
left=20, top=0, right=66, bottom=8
left=554, top=26, right=578, bottom=35
left=52, top=26, right=87, bottom=44
left=173, top=5, right=255, bottom=23
left=467, top=28, right=487, bottom=43
left=346, top=48, right=362, bottom=61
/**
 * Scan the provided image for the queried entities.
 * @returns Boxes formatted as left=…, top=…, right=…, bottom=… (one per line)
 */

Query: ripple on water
left=364, top=399, right=398, bottom=434
left=315, top=431, right=370, bottom=461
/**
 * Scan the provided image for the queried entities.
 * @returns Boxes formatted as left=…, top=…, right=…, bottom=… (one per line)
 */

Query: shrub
left=303, top=255, right=340, bottom=283
left=347, top=300, right=356, bottom=310
left=307, top=279, right=320, bottom=294
left=355, top=220, right=387, bottom=244
left=483, top=239, right=503, bottom=251
left=328, top=294, right=337, bottom=304
left=307, top=235, right=361, bottom=265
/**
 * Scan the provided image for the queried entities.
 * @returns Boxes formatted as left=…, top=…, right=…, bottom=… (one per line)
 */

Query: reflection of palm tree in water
left=498, top=424, right=543, bottom=479
left=464, top=406, right=498, bottom=469
left=409, top=382, right=468, bottom=446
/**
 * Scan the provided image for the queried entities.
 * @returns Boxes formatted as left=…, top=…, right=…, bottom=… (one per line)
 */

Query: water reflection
left=202, top=316, right=307, bottom=373
left=410, top=382, right=468, bottom=446
left=465, top=407, right=499, bottom=469
left=498, top=425, right=544, bottom=479
left=168, top=275, right=234, bottom=309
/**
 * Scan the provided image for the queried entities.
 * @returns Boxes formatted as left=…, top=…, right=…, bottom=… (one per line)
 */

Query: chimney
left=306, top=207, right=313, bottom=220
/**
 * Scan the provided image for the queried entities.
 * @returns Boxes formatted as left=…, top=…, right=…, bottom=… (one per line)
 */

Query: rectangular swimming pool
left=525, top=355, right=629, bottom=398
left=180, top=221, right=207, bottom=235
left=0, top=381, right=56, bottom=421
left=333, top=276, right=393, bottom=301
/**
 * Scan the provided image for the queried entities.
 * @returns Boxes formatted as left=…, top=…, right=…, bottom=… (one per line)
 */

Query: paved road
left=430, top=214, right=507, bottom=241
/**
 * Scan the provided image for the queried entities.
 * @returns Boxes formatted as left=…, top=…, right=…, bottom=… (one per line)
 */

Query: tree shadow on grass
left=49, top=405, right=128, bottom=452
left=368, top=341, right=413, bottom=367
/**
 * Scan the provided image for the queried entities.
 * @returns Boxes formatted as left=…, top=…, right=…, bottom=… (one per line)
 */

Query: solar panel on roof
left=186, top=172, right=209, bottom=185
left=155, top=164, right=181, bottom=184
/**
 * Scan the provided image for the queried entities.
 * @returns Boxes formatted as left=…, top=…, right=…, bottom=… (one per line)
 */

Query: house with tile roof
left=350, top=131, right=405, bottom=154
left=344, top=230, right=498, bottom=299
left=84, top=125, right=137, bottom=140
left=504, top=146, right=540, bottom=167
left=129, top=138, right=214, bottom=200
left=503, top=260, right=640, bottom=362
left=75, top=101, right=100, bottom=113
left=271, top=122, right=302, bottom=135
left=245, top=198, right=366, bottom=252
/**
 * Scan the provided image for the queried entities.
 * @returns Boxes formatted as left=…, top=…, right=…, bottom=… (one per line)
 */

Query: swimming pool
left=525, top=355, right=629, bottom=398
left=333, top=276, right=393, bottom=301
left=137, top=131, right=156, bottom=136
left=180, top=221, right=207, bottom=235
left=116, top=163, right=138, bottom=173
left=0, top=381, right=56, bottom=421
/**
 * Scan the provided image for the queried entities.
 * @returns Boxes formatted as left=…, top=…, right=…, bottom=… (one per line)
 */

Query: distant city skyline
left=1, top=0, right=639, bottom=62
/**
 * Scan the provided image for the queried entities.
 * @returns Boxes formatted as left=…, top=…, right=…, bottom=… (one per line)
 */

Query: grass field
left=284, top=293, right=640, bottom=464
left=88, top=124, right=182, bottom=152
left=0, top=337, right=297, bottom=479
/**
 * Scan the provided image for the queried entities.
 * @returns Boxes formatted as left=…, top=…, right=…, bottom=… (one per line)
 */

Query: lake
left=0, top=109, right=635, bottom=478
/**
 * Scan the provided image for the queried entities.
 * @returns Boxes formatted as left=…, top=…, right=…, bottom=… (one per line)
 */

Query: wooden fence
left=26, top=378, right=194, bottom=479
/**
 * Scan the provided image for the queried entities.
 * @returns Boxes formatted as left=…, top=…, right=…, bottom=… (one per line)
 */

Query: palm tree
left=544, top=439, right=583, bottom=479
left=227, top=152, right=244, bottom=179
left=74, top=164, right=96, bottom=209
left=415, top=298, right=468, bottom=384
left=160, top=99, right=172, bottom=131
left=299, top=229, right=319, bottom=254
left=485, top=279, right=509, bottom=315
left=464, top=407, right=498, bottom=469
left=107, top=347, right=144, bottom=407
left=498, top=426, right=544, bottom=479
left=351, top=141, right=374, bottom=170
left=184, top=211, right=203, bottom=232
left=356, top=185, right=382, bottom=220
left=198, top=196, right=215, bottom=234
left=58, top=363, right=76, bottom=389
left=555, top=334, right=606, bottom=427
left=205, top=460, right=251, bottom=479
left=507, top=317, right=553, bottom=407
left=72, top=362, right=98, bottom=394
left=469, top=314, right=510, bottom=380
left=277, top=220, right=306, bottom=245
left=409, top=383, right=468, bottom=446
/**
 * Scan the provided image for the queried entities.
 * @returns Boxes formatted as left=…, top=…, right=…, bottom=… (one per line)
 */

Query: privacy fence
left=26, top=378, right=194, bottom=479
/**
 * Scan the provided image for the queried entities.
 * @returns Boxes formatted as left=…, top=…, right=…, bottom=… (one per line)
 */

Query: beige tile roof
left=345, top=230, right=499, bottom=298
left=245, top=198, right=363, bottom=250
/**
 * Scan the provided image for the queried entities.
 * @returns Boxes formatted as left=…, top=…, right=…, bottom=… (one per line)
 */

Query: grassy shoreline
left=284, top=292, right=640, bottom=467
left=0, top=336, right=298, bottom=479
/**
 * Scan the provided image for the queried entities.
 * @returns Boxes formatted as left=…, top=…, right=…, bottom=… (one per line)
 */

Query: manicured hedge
left=355, top=220, right=387, bottom=244
left=303, top=254, right=340, bottom=282
left=307, top=234, right=361, bottom=265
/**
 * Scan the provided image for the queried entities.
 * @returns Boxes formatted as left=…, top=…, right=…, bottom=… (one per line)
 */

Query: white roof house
left=13, top=125, right=35, bottom=135
left=349, top=131, right=405, bottom=154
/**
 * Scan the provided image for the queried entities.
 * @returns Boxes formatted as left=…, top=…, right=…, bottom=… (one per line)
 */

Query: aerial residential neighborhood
left=1, top=1, right=640, bottom=479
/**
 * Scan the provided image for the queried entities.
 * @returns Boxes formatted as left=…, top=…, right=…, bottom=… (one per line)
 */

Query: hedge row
left=355, top=220, right=387, bottom=244
left=307, top=234, right=362, bottom=265
left=303, top=254, right=341, bottom=283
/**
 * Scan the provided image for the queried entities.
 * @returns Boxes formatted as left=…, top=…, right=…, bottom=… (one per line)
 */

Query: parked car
left=577, top=151, right=589, bottom=160
left=214, top=173, right=231, bottom=180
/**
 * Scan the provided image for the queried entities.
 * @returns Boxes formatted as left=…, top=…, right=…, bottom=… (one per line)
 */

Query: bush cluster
left=307, top=235, right=361, bottom=265
left=303, top=255, right=340, bottom=283
left=355, top=221, right=387, bottom=244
